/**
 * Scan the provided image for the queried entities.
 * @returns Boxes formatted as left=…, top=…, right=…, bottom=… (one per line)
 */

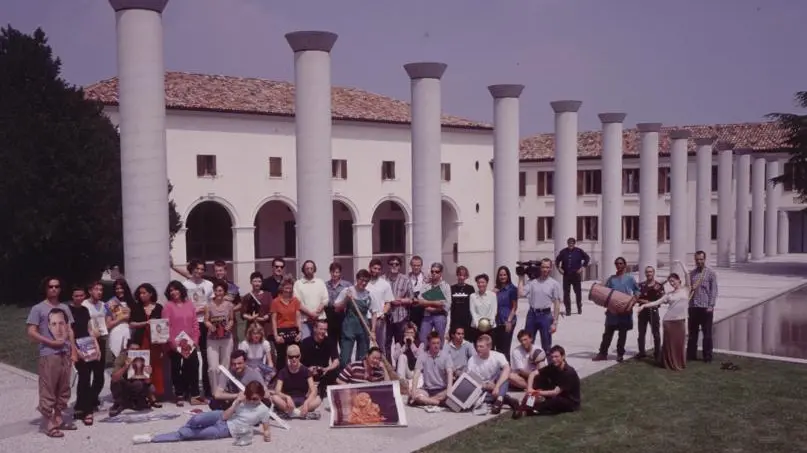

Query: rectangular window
left=332, top=159, right=348, bottom=179
left=657, top=216, right=671, bottom=243
left=378, top=219, right=405, bottom=253
left=711, top=215, right=718, bottom=241
left=283, top=220, right=296, bottom=257
left=196, top=155, right=216, bottom=177
left=337, top=219, right=353, bottom=255
left=537, top=171, right=553, bottom=196
left=518, top=216, right=525, bottom=241
left=269, top=157, right=283, bottom=177
left=381, top=161, right=396, bottom=180
left=711, top=165, right=718, bottom=192
left=622, top=169, right=640, bottom=194
left=519, top=172, right=526, bottom=197
left=536, top=217, right=554, bottom=242
left=441, top=163, right=452, bottom=182
left=658, top=167, right=671, bottom=194
left=577, top=170, right=602, bottom=195
left=622, top=216, right=640, bottom=241
left=576, top=216, right=599, bottom=241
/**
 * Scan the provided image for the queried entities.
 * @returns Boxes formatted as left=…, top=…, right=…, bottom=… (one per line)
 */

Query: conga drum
left=588, top=283, right=637, bottom=314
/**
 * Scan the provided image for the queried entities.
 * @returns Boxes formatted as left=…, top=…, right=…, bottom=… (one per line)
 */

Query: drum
left=588, top=282, right=636, bottom=314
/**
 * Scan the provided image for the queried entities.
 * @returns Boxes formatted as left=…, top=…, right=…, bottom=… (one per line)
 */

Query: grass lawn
left=419, top=355, right=807, bottom=453
left=0, top=304, right=40, bottom=374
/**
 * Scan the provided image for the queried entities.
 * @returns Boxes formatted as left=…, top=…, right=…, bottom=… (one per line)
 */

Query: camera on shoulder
left=515, top=260, right=541, bottom=279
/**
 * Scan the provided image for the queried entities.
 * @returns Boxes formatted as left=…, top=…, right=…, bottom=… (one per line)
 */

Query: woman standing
left=469, top=273, right=497, bottom=345
left=130, top=283, right=165, bottom=402
left=449, top=266, right=474, bottom=340
left=636, top=260, right=690, bottom=371
left=241, top=272, right=273, bottom=341
left=493, top=266, right=518, bottom=358
left=107, top=278, right=135, bottom=357
left=162, top=280, right=204, bottom=406
left=205, top=281, right=235, bottom=392
left=271, top=276, right=302, bottom=370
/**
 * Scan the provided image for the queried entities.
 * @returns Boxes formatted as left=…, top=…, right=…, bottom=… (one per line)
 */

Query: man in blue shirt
left=592, top=257, right=638, bottom=363
left=554, top=237, right=591, bottom=316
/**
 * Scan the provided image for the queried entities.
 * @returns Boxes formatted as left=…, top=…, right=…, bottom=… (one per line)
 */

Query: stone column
left=109, top=0, right=171, bottom=291
left=716, top=144, right=734, bottom=267
left=734, top=150, right=751, bottom=263
left=285, top=31, right=338, bottom=271
left=668, top=130, right=690, bottom=268
left=232, top=226, right=255, bottom=290
left=551, top=100, right=582, bottom=273
left=488, top=84, right=525, bottom=270
left=637, top=123, right=661, bottom=271
left=405, top=62, right=447, bottom=266
left=598, top=113, right=626, bottom=273
left=765, top=158, right=780, bottom=256
left=353, top=223, right=373, bottom=278
left=778, top=210, right=790, bottom=254
left=694, top=137, right=715, bottom=253
left=750, top=157, right=766, bottom=260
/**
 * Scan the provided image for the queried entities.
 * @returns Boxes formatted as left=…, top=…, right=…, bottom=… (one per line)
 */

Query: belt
left=530, top=307, right=551, bottom=314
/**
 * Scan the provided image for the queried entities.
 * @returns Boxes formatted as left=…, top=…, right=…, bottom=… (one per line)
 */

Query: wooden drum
left=588, top=282, right=636, bottom=314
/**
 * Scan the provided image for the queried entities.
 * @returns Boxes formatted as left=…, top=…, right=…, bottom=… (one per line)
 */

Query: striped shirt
left=688, top=267, right=718, bottom=309
left=338, top=361, right=385, bottom=384
left=325, top=278, right=351, bottom=307
left=386, top=273, right=413, bottom=323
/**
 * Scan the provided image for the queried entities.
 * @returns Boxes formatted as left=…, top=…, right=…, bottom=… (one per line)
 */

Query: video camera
left=515, top=260, right=542, bottom=279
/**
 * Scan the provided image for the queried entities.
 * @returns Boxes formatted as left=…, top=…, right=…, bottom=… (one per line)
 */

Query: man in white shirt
left=182, top=259, right=214, bottom=398
left=509, top=330, right=546, bottom=390
left=293, top=260, right=329, bottom=340
left=366, top=259, right=394, bottom=356
left=82, top=281, right=110, bottom=411
left=466, top=334, right=519, bottom=415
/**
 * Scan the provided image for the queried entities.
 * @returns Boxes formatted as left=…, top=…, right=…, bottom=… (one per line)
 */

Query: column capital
left=284, top=31, right=338, bottom=53
left=637, top=123, right=662, bottom=133
left=694, top=137, right=717, bottom=146
left=232, top=226, right=256, bottom=232
left=404, top=62, right=447, bottom=80
left=598, top=113, right=626, bottom=124
left=668, top=129, right=691, bottom=140
left=352, top=223, right=373, bottom=229
left=487, top=84, right=525, bottom=99
left=109, top=0, right=168, bottom=12
left=550, top=100, right=582, bottom=113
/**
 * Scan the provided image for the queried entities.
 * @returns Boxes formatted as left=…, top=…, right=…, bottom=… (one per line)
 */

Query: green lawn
left=0, top=304, right=40, bottom=374
left=420, top=355, right=807, bottom=453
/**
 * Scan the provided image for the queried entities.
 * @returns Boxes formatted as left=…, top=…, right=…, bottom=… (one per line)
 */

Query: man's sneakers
left=131, top=434, right=153, bottom=444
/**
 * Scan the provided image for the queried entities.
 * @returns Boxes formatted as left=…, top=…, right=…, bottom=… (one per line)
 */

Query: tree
left=169, top=181, right=183, bottom=247
left=767, top=92, right=807, bottom=201
left=0, top=26, right=181, bottom=303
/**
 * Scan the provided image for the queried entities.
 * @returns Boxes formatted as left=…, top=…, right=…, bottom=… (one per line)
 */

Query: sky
left=3, top=0, right=806, bottom=135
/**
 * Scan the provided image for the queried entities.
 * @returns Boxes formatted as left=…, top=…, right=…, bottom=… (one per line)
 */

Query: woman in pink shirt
left=162, top=281, right=204, bottom=407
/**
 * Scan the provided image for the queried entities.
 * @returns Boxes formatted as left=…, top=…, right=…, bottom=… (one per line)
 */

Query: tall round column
left=716, top=144, right=734, bottom=267
left=598, top=113, right=626, bottom=272
left=765, top=158, right=780, bottom=256
left=489, top=85, right=525, bottom=270
left=778, top=210, right=790, bottom=254
left=750, top=157, right=766, bottom=260
left=286, top=31, right=338, bottom=269
left=405, top=62, right=447, bottom=266
left=668, top=130, right=690, bottom=268
left=110, top=0, right=171, bottom=291
left=734, top=150, right=751, bottom=263
left=551, top=100, right=582, bottom=273
left=694, top=137, right=715, bottom=253
left=637, top=123, right=661, bottom=271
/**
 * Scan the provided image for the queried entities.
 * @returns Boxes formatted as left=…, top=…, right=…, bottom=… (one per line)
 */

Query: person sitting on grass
left=466, top=334, right=520, bottom=415
left=270, top=344, right=322, bottom=420
left=508, top=330, right=545, bottom=391
left=210, top=350, right=266, bottom=410
left=132, top=380, right=271, bottom=444
left=409, top=331, right=454, bottom=409
left=512, top=345, right=580, bottom=419
left=110, top=341, right=155, bottom=416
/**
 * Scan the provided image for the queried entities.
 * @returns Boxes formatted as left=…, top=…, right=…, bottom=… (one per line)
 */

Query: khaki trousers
left=38, top=354, right=72, bottom=418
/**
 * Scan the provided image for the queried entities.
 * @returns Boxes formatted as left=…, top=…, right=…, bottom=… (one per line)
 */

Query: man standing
left=182, top=259, right=214, bottom=399
left=385, top=256, right=414, bottom=358
left=408, top=255, right=426, bottom=330
left=300, top=319, right=340, bottom=399
left=513, top=345, right=580, bottom=419
left=366, top=259, right=394, bottom=356
left=593, top=257, right=639, bottom=363
left=261, top=257, right=287, bottom=298
left=410, top=331, right=454, bottom=408
left=27, top=277, right=77, bottom=437
left=325, top=262, right=351, bottom=345
left=636, top=266, right=664, bottom=360
left=518, top=258, right=561, bottom=353
left=508, top=330, right=545, bottom=391
left=687, top=251, right=718, bottom=363
left=293, top=260, right=329, bottom=340
left=417, top=263, right=452, bottom=346
left=554, top=237, right=590, bottom=316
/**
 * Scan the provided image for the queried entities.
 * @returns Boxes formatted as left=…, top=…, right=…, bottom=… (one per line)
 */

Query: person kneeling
left=513, top=345, right=580, bottom=419
left=110, top=342, right=154, bottom=416
left=270, top=345, right=322, bottom=420
left=409, top=331, right=453, bottom=409
left=133, top=381, right=271, bottom=444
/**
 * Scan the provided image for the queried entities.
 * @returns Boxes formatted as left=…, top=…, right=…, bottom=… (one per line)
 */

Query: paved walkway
left=1, top=255, right=806, bottom=453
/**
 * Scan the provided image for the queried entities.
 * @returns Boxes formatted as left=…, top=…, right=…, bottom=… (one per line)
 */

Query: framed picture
left=327, top=381, right=408, bottom=428
left=127, top=350, right=151, bottom=379
left=149, top=318, right=169, bottom=344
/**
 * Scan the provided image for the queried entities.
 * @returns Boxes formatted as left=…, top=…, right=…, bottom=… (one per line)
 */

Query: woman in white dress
left=637, top=260, right=690, bottom=371
left=107, top=278, right=134, bottom=357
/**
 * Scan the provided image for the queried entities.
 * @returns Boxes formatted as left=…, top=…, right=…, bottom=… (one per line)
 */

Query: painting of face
left=48, top=309, right=68, bottom=343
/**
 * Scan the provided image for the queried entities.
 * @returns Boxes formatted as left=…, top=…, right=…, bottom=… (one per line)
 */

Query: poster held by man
left=327, top=381, right=408, bottom=428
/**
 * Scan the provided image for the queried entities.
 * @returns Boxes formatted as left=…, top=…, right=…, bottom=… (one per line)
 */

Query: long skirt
left=661, top=319, right=686, bottom=371
left=142, top=327, right=166, bottom=398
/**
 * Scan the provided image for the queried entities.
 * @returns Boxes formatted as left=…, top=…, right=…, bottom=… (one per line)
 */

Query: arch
left=185, top=200, right=234, bottom=262
left=253, top=196, right=297, bottom=268
left=333, top=194, right=360, bottom=222
left=440, top=194, right=462, bottom=224
left=441, top=197, right=460, bottom=274
left=369, top=195, right=411, bottom=224
left=251, top=194, right=298, bottom=221
left=333, top=197, right=357, bottom=259
left=183, top=196, right=240, bottom=226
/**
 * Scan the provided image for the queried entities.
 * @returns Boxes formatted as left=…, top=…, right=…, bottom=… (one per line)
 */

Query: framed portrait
left=327, top=381, right=408, bottom=428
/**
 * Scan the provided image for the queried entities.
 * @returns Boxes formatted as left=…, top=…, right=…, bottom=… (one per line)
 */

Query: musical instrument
left=477, top=318, right=493, bottom=333
left=588, top=282, right=637, bottom=314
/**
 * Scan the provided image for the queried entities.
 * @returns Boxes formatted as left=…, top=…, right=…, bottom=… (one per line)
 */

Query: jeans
left=152, top=410, right=230, bottom=443
left=419, top=314, right=447, bottom=346
left=170, top=350, right=200, bottom=399
left=300, top=321, right=315, bottom=341
left=483, top=372, right=510, bottom=402
left=562, top=272, right=583, bottom=313
left=525, top=308, right=553, bottom=352
left=340, top=329, right=369, bottom=368
left=687, top=307, right=714, bottom=361
left=89, top=337, right=106, bottom=407
left=637, top=308, right=661, bottom=356
left=325, top=306, right=344, bottom=346
left=197, top=323, right=211, bottom=397
left=73, top=360, right=95, bottom=415
left=206, top=337, right=233, bottom=392
left=375, top=319, right=388, bottom=358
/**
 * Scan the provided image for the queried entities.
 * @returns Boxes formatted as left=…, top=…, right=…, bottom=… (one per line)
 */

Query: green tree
left=767, top=92, right=807, bottom=200
left=0, top=26, right=181, bottom=303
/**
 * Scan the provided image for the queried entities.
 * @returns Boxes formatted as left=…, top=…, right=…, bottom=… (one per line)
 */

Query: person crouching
left=110, top=341, right=154, bottom=416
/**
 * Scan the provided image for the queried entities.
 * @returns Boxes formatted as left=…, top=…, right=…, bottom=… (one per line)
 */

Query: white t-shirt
left=184, top=279, right=214, bottom=322
left=511, top=345, right=544, bottom=373
left=293, top=277, right=329, bottom=321
left=366, top=278, right=394, bottom=318
left=82, top=299, right=109, bottom=336
left=467, top=350, right=509, bottom=382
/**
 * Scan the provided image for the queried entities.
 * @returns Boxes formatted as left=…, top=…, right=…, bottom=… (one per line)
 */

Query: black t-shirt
left=68, top=304, right=91, bottom=339
left=450, top=283, right=474, bottom=328
left=278, top=366, right=311, bottom=398
left=300, top=336, right=338, bottom=368
left=261, top=276, right=282, bottom=299
left=536, top=363, right=581, bottom=407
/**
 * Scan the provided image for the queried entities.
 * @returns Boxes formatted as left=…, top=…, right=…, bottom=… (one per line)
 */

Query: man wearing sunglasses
left=384, top=256, right=414, bottom=358
left=260, top=257, right=286, bottom=299
left=415, top=263, right=452, bottom=346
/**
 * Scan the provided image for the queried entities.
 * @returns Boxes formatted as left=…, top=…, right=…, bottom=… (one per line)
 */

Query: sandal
left=45, top=427, right=64, bottom=438
left=82, top=414, right=94, bottom=426
left=175, top=398, right=185, bottom=407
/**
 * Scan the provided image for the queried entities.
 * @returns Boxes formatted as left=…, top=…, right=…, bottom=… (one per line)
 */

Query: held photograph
left=327, top=381, right=408, bottom=428
left=127, top=350, right=151, bottom=380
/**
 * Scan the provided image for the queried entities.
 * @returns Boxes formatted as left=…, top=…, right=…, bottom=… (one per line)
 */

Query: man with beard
left=366, top=259, right=394, bottom=357
left=293, top=260, right=329, bottom=340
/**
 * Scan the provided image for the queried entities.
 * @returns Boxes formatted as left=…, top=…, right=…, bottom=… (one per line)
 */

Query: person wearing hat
left=554, top=237, right=591, bottom=316
left=508, top=330, right=546, bottom=390
left=513, top=345, right=580, bottom=419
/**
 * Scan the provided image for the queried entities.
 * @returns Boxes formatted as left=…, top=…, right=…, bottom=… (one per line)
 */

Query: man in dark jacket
left=554, top=237, right=590, bottom=316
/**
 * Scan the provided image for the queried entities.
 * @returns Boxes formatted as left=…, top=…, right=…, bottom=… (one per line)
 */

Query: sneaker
left=592, top=354, right=608, bottom=362
left=132, top=434, right=153, bottom=444
left=304, top=412, right=321, bottom=420
left=472, top=403, right=490, bottom=416
left=423, top=405, right=444, bottom=413
left=617, top=355, right=624, bottom=363
left=489, top=397, right=504, bottom=415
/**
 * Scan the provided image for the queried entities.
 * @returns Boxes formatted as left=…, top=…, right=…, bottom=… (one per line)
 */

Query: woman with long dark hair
left=130, top=283, right=165, bottom=402
left=107, top=278, right=136, bottom=357
left=637, top=261, right=691, bottom=371
left=162, top=280, right=204, bottom=406
left=493, top=266, right=518, bottom=360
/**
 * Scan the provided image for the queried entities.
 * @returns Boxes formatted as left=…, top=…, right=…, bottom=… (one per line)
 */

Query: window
left=378, top=219, right=405, bottom=253
left=784, top=162, right=796, bottom=192
left=622, top=169, right=640, bottom=194
left=658, top=168, right=671, bottom=194
left=576, top=216, right=598, bottom=241
left=441, top=163, right=452, bottom=182
left=196, top=155, right=216, bottom=177
left=337, top=219, right=353, bottom=255
left=536, top=217, right=553, bottom=242
left=283, top=220, right=296, bottom=257
left=269, top=157, right=283, bottom=177
left=657, top=216, right=670, bottom=243
left=381, top=161, right=396, bottom=180
left=711, top=165, right=718, bottom=192
left=518, top=216, right=525, bottom=241
left=622, top=216, right=640, bottom=241
left=577, top=170, right=602, bottom=195
left=332, top=159, right=348, bottom=179
left=710, top=215, right=718, bottom=241
left=537, top=171, right=553, bottom=196
left=519, top=172, right=526, bottom=197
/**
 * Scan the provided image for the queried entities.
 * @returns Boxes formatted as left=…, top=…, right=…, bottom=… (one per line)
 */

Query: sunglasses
left=388, top=262, right=401, bottom=267
left=274, top=265, right=285, bottom=269
left=287, top=354, right=300, bottom=359
left=48, top=285, right=61, bottom=289
left=431, top=270, right=442, bottom=274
